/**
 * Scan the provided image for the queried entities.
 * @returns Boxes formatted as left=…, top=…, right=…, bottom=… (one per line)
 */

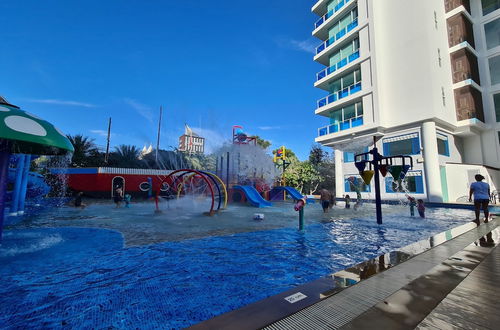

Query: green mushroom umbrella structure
left=0, top=98, right=74, bottom=240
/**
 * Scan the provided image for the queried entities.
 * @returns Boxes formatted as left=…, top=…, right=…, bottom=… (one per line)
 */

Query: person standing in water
left=345, top=194, right=351, bottom=209
left=319, top=189, right=332, bottom=213
left=417, top=199, right=425, bottom=218
left=406, top=194, right=417, bottom=216
left=114, top=185, right=124, bottom=208
left=469, top=174, right=490, bottom=225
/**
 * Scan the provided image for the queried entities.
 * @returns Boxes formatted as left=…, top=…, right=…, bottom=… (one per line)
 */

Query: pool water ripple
left=0, top=204, right=474, bottom=329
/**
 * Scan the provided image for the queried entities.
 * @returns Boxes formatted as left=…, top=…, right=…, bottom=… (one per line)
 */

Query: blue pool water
left=0, top=202, right=474, bottom=329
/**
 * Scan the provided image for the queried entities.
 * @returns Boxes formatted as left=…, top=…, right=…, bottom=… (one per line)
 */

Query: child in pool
left=406, top=195, right=416, bottom=216
left=345, top=194, right=351, bottom=209
left=417, top=199, right=425, bottom=218
left=124, top=194, right=132, bottom=208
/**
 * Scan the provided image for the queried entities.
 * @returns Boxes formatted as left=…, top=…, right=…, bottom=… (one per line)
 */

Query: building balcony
left=318, top=116, right=364, bottom=137
left=312, top=0, right=330, bottom=16
left=316, top=50, right=360, bottom=82
left=317, top=82, right=362, bottom=109
left=314, top=0, right=353, bottom=30
left=315, top=18, right=358, bottom=56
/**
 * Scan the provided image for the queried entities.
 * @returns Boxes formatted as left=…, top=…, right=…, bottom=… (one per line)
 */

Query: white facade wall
left=312, top=0, right=500, bottom=202
left=369, top=0, right=457, bottom=128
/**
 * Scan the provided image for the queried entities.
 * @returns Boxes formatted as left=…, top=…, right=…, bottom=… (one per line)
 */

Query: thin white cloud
left=124, top=98, right=154, bottom=123
left=90, top=129, right=117, bottom=138
left=289, top=39, right=317, bottom=54
left=258, top=126, right=282, bottom=131
left=28, top=99, right=97, bottom=108
left=189, top=127, right=229, bottom=154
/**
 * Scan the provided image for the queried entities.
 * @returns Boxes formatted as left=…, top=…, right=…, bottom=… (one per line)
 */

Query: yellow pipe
left=175, top=172, right=227, bottom=209
left=176, top=173, right=197, bottom=199
left=204, top=172, right=228, bottom=209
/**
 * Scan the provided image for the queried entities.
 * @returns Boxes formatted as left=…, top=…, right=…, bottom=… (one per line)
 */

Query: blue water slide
left=271, top=186, right=304, bottom=201
left=233, top=185, right=272, bottom=208
left=7, top=168, right=50, bottom=201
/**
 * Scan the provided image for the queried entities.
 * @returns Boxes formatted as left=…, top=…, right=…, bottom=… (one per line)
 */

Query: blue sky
left=1, top=0, right=326, bottom=160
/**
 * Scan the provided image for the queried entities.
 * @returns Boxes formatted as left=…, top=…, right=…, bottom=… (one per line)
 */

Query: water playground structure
left=212, top=126, right=305, bottom=210
left=155, top=169, right=228, bottom=215
left=0, top=98, right=74, bottom=240
left=353, top=137, right=414, bottom=224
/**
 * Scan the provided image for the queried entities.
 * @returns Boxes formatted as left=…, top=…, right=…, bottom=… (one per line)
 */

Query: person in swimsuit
left=114, top=185, right=124, bottom=208
left=469, top=174, right=490, bottom=226
left=319, top=189, right=332, bottom=213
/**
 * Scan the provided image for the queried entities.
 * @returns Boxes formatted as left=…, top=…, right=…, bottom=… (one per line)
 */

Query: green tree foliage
left=109, top=145, right=142, bottom=168
left=309, top=145, right=335, bottom=194
left=309, top=144, right=326, bottom=167
left=278, top=145, right=336, bottom=195
left=254, top=136, right=271, bottom=149
left=283, top=161, right=321, bottom=194
left=66, top=134, right=102, bottom=167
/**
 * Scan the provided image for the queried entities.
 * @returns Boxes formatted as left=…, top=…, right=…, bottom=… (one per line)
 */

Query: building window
left=489, top=55, right=500, bottom=85
left=328, top=69, right=362, bottom=93
left=344, top=175, right=371, bottom=193
left=485, top=17, right=500, bottom=50
left=328, top=8, right=358, bottom=39
left=385, top=171, right=424, bottom=194
left=494, top=93, right=500, bottom=122
left=343, top=147, right=368, bottom=163
left=344, top=152, right=355, bottom=163
left=382, top=133, right=420, bottom=156
left=330, top=101, right=363, bottom=124
left=482, top=0, right=500, bottom=15
left=329, top=38, right=359, bottom=67
left=437, top=133, right=450, bottom=156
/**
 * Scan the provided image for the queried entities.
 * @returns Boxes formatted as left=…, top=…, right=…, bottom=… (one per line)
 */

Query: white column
left=421, top=121, right=443, bottom=202
left=334, top=149, right=344, bottom=198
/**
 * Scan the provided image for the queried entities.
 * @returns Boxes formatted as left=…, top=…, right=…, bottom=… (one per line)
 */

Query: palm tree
left=111, top=145, right=141, bottom=168
left=67, top=134, right=100, bottom=167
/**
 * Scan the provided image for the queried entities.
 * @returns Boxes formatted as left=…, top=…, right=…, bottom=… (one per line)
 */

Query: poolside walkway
left=264, top=218, right=499, bottom=330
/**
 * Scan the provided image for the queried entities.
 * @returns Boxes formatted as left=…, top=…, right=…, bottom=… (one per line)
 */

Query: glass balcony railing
left=318, top=116, right=364, bottom=137
left=315, top=18, right=359, bottom=55
left=314, top=0, right=352, bottom=29
left=316, top=50, right=360, bottom=81
left=317, top=82, right=362, bottom=108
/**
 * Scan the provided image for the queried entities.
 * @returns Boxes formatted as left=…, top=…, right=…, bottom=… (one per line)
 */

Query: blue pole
left=147, top=177, right=153, bottom=199
left=18, top=155, right=31, bottom=215
left=0, top=140, right=11, bottom=241
left=9, top=154, right=25, bottom=216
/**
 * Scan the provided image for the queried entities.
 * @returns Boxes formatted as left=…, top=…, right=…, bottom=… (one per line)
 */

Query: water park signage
left=284, top=292, right=307, bottom=304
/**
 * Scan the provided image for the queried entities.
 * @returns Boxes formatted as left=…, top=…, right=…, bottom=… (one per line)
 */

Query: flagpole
left=104, top=117, right=112, bottom=164
left=155, top=106, right=163, bottom=163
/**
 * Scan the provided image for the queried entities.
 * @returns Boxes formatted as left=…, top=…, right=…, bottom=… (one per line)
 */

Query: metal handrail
left=316, top=50, right=360, bottom=81
left=318, top=115, right=363, bottom=136
left=314, top=0, right=352, bottom=29
left=317, top=81, right=362, bottom=108
left=315, top=18, right=359, bottom=55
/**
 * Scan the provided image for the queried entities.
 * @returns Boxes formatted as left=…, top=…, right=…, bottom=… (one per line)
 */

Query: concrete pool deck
left=191, top=217, right=499, bottom=329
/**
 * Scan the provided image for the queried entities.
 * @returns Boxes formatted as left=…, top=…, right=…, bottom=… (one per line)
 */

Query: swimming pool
left=0, top=201, right=474, bottom=329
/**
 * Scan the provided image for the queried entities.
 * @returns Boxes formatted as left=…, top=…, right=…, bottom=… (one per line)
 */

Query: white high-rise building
left=312, top=0, right=500, bottom=202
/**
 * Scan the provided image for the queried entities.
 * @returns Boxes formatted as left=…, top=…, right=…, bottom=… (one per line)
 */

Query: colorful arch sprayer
left=156, top=169, right=227, bottom=216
